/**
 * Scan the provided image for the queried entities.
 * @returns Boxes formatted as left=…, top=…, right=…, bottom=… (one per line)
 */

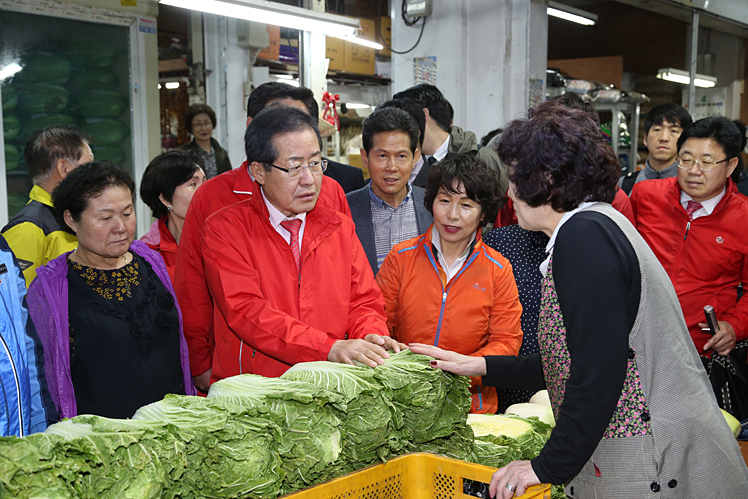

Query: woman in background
left=27, top=161, right=195, bottom=421
left=140, top=150, right=205, bottom=281
left=182, top=104, right=231, bottom=179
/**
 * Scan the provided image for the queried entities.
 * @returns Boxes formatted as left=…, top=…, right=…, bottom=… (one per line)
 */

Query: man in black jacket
left=246, top=82, right=366, bottom=193
left=393, top=84, right=506, bottom=193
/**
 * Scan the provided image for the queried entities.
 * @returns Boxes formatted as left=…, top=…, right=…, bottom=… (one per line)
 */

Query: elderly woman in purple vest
left=27, top=161, right=195, bottom=420
left=412, top=102, right=748, bottom=498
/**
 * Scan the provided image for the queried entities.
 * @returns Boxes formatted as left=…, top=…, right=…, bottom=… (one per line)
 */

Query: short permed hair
left=245, top=106, right=322, bottom=170
left=393, top=84, right=453, bottom=132
left=644, top=102, right=692, bottom=134
left=677, top=116, right=743, bottom=160
left=184, top=104, right=217, bottom=134
left=24, top=125, right=92, bottom=185
left=52, top=160, right=135, bottom=234
left=361, top=107, right=420, bottom=155
left=377, top=98, right=426, bottom=149
left=140, top=150, right=205, bottom=218
left=423, top=152, right=503, bottom=228
left=497, top=101, right=619, bottom=211
left=246, top=82, right=318, bottom=119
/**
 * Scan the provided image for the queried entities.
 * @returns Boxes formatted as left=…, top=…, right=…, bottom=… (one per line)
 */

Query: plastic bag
left=74, top=89, right=128, bottom=118
left=3, top=114, right=21, bottom=142
left=15, top=83, right=68, bottom=114
left=14, top=52, right=72, bottom=84
left=80, top=118, right=130, bottom=146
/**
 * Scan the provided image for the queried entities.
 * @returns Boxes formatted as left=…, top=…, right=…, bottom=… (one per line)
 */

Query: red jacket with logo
left=376, top=227, right=523, bottom=414
left=174, top=163, right=351, bottom=377
left=630, top=177, right=748, bottom=354
left=201, top=183, right=388, bottom=382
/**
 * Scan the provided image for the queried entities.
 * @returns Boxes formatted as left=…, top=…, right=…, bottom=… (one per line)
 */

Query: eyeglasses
left=264, top=160, right=327, bottom=178
left=677, top=156, right=730, bottom=173
left=192, top=121, right=213, bottom=129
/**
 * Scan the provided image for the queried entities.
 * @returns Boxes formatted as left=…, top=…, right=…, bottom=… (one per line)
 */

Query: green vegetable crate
left=280, top=452, right=551, bottom=499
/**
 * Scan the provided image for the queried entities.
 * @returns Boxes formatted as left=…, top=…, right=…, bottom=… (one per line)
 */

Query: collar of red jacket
left=248, top=176, right=342, bottom=253
left=666, top=176, right=737, bottom=218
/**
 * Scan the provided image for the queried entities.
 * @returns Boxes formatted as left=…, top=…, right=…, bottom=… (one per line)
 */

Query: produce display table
left=281, top=452, right=551, bottom=499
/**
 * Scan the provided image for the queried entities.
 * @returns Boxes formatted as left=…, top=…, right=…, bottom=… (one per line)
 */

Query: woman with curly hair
left=412, top=101, right=748, bottom=498
left=376, top=152, right=522, bottom=414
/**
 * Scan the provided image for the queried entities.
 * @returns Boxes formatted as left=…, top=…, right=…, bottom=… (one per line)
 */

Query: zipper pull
left=683, top=221, right=691, bottom=241
left=442, top=291, right=447, bottom=304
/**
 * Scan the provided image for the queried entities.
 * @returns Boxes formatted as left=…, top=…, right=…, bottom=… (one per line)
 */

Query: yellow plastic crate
left=281, top=452, right=551, bottom=499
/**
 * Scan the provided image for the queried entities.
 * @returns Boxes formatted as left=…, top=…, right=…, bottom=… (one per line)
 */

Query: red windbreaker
left=630, top=177, right=748, bottom=355
left=173, top=163, right=351, bottom=377
left=141, top=217, right=178, bottom=282
left=201, top=185, right=388, bottom=382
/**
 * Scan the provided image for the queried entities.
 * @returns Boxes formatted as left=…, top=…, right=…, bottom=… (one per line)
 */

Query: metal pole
left=688, top=11, right=699, bottom=115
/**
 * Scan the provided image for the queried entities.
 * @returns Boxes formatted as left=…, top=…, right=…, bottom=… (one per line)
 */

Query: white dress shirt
left=431, top=226, right=475, bottom=283
left=261, top=187, right=307, bottom=253
left=680, top=188, right=725, bottom=220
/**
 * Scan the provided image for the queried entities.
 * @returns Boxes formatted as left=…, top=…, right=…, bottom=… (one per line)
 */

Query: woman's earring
left=167, top=205, right=172, bottom=212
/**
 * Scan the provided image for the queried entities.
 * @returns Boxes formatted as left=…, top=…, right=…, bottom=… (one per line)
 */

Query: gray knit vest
left=567, top=203, right=748, bottom=497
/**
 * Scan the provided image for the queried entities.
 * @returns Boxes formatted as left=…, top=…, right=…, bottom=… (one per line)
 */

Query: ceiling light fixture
left=547, top=1, right=597, bottom=26
left=159, top=0, right=380, bottom=49
left=656, top=68, right=717, bottom=88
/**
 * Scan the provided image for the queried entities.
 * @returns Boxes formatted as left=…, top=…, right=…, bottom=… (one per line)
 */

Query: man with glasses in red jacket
left=200, top=106, right=401, bottom=386
left=631, top=117, right=748, bottom=365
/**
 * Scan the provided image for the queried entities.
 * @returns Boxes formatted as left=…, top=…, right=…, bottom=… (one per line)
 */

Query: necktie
left=685, top=200, right=703, bottom=221
left=280, top=219, right=302, bottom=274
left=427, top=156, right=437, bottom=166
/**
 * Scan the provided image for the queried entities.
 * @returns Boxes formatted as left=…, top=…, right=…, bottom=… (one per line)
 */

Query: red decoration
left=322, top=91, right=341, bottom=131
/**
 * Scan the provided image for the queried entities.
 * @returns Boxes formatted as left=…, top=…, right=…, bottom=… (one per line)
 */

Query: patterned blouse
left=483, top=224, right=549, bottom=412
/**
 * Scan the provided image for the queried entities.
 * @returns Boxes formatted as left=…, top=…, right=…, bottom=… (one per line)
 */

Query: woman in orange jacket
left=376, top=153, right=523, bottom=413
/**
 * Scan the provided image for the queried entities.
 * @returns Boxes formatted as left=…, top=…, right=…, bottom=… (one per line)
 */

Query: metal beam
left=687, top=11, right=699, bottom=115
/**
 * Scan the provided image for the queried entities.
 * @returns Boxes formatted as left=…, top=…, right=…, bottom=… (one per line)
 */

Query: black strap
left=620, top=170, right=640, bottom=195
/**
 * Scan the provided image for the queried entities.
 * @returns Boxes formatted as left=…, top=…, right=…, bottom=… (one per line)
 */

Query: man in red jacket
left=201, top=107, right=399, bottom=384
left=174, top=84, right=352, bottom=392
left=631, top=116, right=748, bottom=360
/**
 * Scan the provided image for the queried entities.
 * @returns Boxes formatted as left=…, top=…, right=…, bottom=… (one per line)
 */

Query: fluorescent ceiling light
left=657, top=68, right=717, bottom=88
left=547, top=1, right=597, bottom=26
left=160, top=0, right=359, bottom=39
left=0, top=62, right=22, bottom=81
left=335, top=35, right=383, bottom=50
left=345, top=103, right=370, bottom=109
left=165, top=81, right=180, bottom=89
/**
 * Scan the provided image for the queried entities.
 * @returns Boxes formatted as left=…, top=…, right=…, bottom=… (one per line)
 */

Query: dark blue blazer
left=346, top=184, right=433, bottom=275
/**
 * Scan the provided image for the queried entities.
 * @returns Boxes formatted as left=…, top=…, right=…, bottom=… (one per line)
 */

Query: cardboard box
left=256, top=25, right=280, bottom=60
left=345, top=17, right=376, bottom=75
left=377, top=16, right=391, bottom=57
left=326, top=36, right=345, bottom=71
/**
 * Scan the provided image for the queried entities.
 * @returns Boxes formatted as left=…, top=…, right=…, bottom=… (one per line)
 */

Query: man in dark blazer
left=347, top=107, right=433, bottom=275
left=325, top=157, right=366, bottom=193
